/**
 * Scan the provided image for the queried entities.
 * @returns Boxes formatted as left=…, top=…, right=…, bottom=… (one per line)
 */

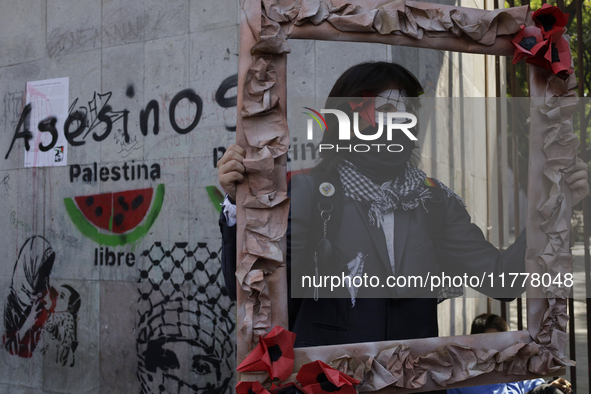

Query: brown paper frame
left=234, top=0, right=579, bottom=392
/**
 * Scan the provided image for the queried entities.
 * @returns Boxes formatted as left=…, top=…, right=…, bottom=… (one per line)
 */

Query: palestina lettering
left=69, top=162, right=161, bottom=183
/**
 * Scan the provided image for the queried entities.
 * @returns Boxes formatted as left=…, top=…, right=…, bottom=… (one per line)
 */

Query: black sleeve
left=219, top=210, right=238, bottom=301
left=218, top=176, right=312, bottom=308
left=287, top=175, right=315, bottom=288
left=436, top=189, right=527, bottom=300
left=286, top=175, right=314, bottom=329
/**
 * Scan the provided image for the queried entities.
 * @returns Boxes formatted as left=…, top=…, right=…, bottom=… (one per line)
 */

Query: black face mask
left=342, top=125, right=416, bottom=184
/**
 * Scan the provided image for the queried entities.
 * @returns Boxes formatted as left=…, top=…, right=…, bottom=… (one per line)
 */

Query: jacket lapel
left=351, top=199, right=392, bottom=274
left=393, top=208, right=411, bottom=274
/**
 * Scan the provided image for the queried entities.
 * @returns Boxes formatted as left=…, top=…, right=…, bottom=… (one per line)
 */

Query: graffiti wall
left=0, top=0, right=496, bottom=392
left=0, top=1, right=242, bottom=391
left=0, top=81, right=237, bottom=393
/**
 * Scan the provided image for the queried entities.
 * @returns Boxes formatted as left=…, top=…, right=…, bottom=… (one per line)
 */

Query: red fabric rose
left=511, top=5, right=573, bottom=77
left=533, top=4, right=569, bottom=39
left=236, top=381, right=271, bottom=394
left=238, top=326, right=297, bottom=381
left=296, top=360, right=359, bottom=394
left=511, top=25, right=548, bottom=64
left=538, top=36, right=573, bottom=75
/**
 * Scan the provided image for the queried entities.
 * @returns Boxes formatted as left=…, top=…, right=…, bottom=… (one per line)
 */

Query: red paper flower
left=533, top=4, right=569, bottom=39
left=526, top=35, right=573, bottom=76
left=348, top=96, right=376, bottom=127
left=511, top=25, right=548, bottom=64
left=236, top=381, right=271, bottom=394
left=237, top=326, right=297, bottom=381
left=511, top=4, right=573, bottom=77
left=270, top=382, right=306, bottom=394
left=296, top=360, right=359, bottom=394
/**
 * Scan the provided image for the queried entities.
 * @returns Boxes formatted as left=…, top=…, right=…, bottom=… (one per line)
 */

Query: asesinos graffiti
left=5, top=89, right=200, bottom=160
left=5, top=74, right=239, bottom=160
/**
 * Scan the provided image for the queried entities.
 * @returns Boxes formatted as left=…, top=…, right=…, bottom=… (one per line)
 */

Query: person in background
left=447, top=314, right=573, bottom=394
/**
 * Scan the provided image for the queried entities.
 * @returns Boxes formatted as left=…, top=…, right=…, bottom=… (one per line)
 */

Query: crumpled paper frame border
left=234, top=0, right=578, bottom=392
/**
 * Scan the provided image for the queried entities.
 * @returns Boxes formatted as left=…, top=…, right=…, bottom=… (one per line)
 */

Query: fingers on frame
left=222, top=171, right=244, bottom=183
left=220, top=160, right=245, bottom=175
left=227, top=144, right=246, bottom=156
left=574, top=161, right=589, bottom=172
left=566, top=170, right=589, bottom=183
left=217, top=150, right=245, bottom=167
left=569, top=179, right=589, bottom=190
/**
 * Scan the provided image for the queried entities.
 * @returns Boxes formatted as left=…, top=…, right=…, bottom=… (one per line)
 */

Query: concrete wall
left=0, top=0, right=507, bottom=392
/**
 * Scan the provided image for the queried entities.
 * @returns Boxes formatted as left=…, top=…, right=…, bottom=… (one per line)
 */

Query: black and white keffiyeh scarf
left=338, top=159, right=464, bottom=227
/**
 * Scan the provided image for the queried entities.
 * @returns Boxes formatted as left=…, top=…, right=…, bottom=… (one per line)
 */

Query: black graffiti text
left=46, top=226, right=82, bottom=250
left=70, top=162, right=161, bottom=183
left=215, top=74, right=237, bottom=132
left=5, top=75, right=239, bottom=163
left=5, top=104, right=33, bottom=160
left=95, top=247, right=135, bottom=267
left=10, top=211, right=31, bottom=233
left=6, top=89, right=203, bottom=159
left=213, top=147, right=226, bottom=168
left=47, top=27, right=100, bottom=57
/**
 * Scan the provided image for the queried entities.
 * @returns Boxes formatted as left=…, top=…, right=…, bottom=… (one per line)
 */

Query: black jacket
left=219, top=174, right=526, bottom=348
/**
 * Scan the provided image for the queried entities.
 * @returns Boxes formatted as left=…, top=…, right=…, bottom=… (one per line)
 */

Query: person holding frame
left=219, top=61, right=589, bottom=392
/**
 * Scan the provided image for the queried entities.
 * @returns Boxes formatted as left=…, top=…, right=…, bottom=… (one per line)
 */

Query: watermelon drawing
left=206, top=186, right=224, bottom=214
left=64, top=184, right=165, bottom=246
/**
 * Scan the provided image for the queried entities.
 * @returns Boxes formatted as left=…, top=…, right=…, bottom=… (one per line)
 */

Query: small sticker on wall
left=24, top=77, right=69, bottom=167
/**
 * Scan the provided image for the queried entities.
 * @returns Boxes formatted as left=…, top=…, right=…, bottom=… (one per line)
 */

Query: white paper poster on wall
left=24, top=77, right=69, bottom=167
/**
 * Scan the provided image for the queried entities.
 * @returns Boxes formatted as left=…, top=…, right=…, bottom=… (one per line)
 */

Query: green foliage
left=506, top=0, right=590, bottom=202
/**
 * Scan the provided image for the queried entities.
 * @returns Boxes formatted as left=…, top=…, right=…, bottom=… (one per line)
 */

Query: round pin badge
left=319, top=182, right=335, bottom=197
